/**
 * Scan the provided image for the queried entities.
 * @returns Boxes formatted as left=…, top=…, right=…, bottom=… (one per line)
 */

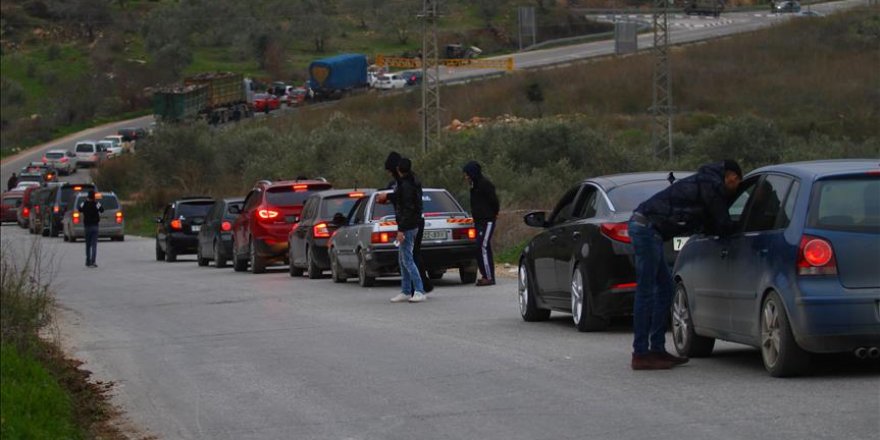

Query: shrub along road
left=2, top=226, right=877, bottom=439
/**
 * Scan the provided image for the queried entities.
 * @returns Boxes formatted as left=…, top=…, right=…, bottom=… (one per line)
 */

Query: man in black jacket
left=463, top=161, right=500, bottom=286
left=383, top=152, right=433, bottom=293
left=387, top=158, right=427, bottom=303
left=78, top=190, right=105, bottom=268
left=628, top=160, right=742, bottom=370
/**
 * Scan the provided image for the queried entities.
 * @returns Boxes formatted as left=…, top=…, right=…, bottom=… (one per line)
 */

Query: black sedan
left=288, top=189, right=374, bottom=278
left=197, top=197, right=245, bottom=268
left=155, top=196, right=214, bottom=262
left=518, top=172, right=692, bottom=332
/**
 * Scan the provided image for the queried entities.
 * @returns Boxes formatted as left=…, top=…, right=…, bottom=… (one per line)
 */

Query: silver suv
left=63, top=192, right=125, bottom=242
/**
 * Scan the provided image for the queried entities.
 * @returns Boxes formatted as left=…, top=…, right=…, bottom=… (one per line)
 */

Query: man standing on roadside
left=463, top=161, right=500, bottom=286
left=7, top=172, right=18, bottom=191
left=78, top=190, right=104, bottom=268
left=628, top=160, right=742, bottom=370
left=382, top=152, right=433, bottom=293
left=387, top=158, right=427, bottom=303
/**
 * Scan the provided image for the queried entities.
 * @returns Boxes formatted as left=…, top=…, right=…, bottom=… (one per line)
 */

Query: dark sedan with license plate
left=197, top=198, right=244, bottom=268
left=328, top=188, right=479, bottom=286
left=155, top=197, right=215, bottom=262
left=672, top=160, right=880, bottom=377
left=518, top=172, right=692, bottom=332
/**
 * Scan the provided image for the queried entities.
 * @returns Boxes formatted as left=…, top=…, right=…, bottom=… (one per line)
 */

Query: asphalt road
left=2, top=226, right=878, bottom=440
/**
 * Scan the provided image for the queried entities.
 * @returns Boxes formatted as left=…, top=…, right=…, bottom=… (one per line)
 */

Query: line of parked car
left=3, top=159, right=876, bottom=378
left=154, top=178, right=481, bottom=287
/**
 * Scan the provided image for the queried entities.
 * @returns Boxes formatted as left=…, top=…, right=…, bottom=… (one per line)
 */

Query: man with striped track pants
left=463, top=161, right=500, bottom=287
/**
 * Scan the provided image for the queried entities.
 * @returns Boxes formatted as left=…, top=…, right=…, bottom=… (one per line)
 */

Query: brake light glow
left=53, top=205, right=60, bottom=213
left=60, top=157, right=69, bottom=162
left=73, top=186, right=82, bottom=191
left=258, top=209, right=280, bottom=220
left=293, top=184, right=308, bottom=192
left=313, top=222, right=331, bottom=238
left=115, top=211, right=123, bottom=224
left=797, top=235, right=837, bottom=276
left=221, top=221, right=232, bottom=231
left=22, top=207, right=29, bottom=217
left=611, top=282, right=638, bottom=290
left=371, top=232, right=392, bottom=243
left=72, top=212, right=80, bottom=224
left=348, top=192, right=365, bottom=198
left=600, top=222, right=631, bottom=243
left=170, top=219, right=182, bottom=230
left=452, top=227, right=477, bottom=240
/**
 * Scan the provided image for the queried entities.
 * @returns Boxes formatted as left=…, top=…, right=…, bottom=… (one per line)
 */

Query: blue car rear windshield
left=178, top=201, right=214, bottom=218
left=808, top=177, right=880, bottom=233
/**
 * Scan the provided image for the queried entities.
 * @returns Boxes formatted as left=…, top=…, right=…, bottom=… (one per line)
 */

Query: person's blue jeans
left=398, top=228, right=424, bottom=295
left=85, top=225, right=99, bottom=266
left=629, top=220, right=675, bottom=355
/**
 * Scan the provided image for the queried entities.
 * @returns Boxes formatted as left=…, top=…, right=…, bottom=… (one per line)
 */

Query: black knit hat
left=384, top=151, right=402, bottom=171
left=722, top=160, right=743, bottom=178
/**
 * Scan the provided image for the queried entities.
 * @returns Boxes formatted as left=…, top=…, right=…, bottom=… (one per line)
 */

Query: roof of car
left=587, top=171, right=694, bottom=190
left=2, top=190, right=24, bottom=197
left=46, top=149, right=66, bottom=153
left=223, top=197, right=245, bottom=203
left=267, top=179, right=331, bottom=188
left=748, top=159, right=879, bottom=180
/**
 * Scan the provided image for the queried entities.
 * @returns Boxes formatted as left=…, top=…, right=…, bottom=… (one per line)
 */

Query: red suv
left=231, top=179, right=332, bottom=273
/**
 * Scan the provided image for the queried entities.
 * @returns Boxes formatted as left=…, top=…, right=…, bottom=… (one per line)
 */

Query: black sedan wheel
left=164, top=240, right=177, bottom=262
left=672, top=282, right=715, bottom=357
left=330, top=249, right=346, bottom=283
left=571, top=264, right=607, bottom=332
left=761, top=291, right=809, bottom=377
left=155, top=240, right=165, bottom=261
left=518, top=259, right=550, bottom=322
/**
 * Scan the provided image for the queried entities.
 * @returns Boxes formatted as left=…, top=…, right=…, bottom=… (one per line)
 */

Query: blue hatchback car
left=671, top=160, right=880, bottom=376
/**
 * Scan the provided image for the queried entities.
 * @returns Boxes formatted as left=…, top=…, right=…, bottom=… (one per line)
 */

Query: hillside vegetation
left=0, top=0, right=616, bottom=157
left=94, top=7, right=879, bottom=252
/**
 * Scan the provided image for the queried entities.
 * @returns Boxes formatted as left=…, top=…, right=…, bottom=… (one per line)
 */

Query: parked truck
left=683, top=0, right=725, bottom=17
left=308, top=54, right=369, bottom=100
left=152, top=72, right=254, bottom=124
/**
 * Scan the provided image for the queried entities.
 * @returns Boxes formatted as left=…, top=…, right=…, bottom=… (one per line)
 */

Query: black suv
left=155, top=197, right=215, bottom=262
left=288, top=189, right=373, bottom=278
left=39, top=183, right=96, bottom=237
left=197, top=197, right=245, bottom=268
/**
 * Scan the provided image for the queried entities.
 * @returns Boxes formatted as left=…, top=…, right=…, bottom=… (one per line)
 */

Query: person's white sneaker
left=390, top=293, right=410, bottom=303
left=409, top=292, right=426, bottom=303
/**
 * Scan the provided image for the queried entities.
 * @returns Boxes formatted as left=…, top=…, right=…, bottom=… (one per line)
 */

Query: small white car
left=375, top=73, right=408, bottom=90
left=97, top=140, right=121, bottom=158
left=42, top=149, right=77, bottom=175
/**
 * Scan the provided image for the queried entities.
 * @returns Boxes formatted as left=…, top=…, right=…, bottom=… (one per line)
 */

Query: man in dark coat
left=7, top=173, right=18, bottom=191
left=388, top=158, right=427, bottom=303
left=463, top=161, right=500, bottom=286
left=628, top=160, right=742, bottom=370
left=383, top=152, right=433, bottom=293
left=78, top=190, right=105, bottom=268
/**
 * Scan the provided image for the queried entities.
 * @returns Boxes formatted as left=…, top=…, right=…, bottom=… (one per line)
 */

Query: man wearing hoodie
left=628, top=160, right=742, bottom=370
left=388, top=158, right=428, bottom=303
left=463, top=161, right=500, bottom=287
left=381, top=152, right=433, bottom=293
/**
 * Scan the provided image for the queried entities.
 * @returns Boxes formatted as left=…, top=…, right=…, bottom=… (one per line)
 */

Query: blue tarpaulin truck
left=308, top=54, right=369, bottom=100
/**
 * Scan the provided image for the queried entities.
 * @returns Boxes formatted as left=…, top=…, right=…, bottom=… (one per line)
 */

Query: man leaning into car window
left=628, top=160, right=742, bottom=370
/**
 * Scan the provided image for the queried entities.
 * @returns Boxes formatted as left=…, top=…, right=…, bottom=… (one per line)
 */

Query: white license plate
left=673, top=236, right=690, bottom=251
left=191, top=225, right=201, bottom=232
left=424, top=230, right=448, bottom=240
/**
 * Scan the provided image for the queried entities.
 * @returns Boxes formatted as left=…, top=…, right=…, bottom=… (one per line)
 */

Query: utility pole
left=651, top=0, right=673, bottom=160
left=419, top=0, right=441, bottom=153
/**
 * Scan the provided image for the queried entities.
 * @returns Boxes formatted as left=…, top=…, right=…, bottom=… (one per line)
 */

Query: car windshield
left=808, top=177, right=879, bottom=233
left=266, top=185, right=331, bottom=207
left=97, top=141, right=113, bottom=149
left=177, top=201, right=214, bottom=218
left=18, top=174, right=42, bottom=183
left=371, top=191, right=462, bottom=220
left=607, top=180, right=675, bottom=212
left=46, top=152, right=64, bottom=159
left=62, top=185, right=95, bottom=206
left=320, top=196, right=361, bottom=220
left=75, top=143, right=95, bottom=152
left=76, top=195, right=119, bottom=210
